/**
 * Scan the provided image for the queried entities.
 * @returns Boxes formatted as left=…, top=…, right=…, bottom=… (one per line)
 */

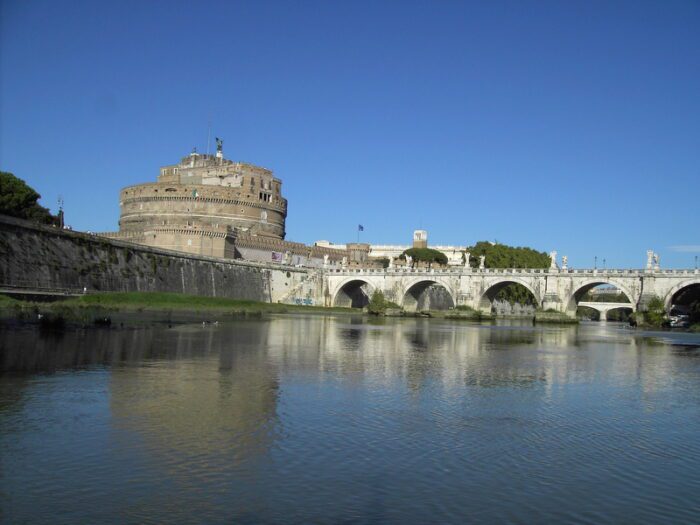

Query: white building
left=315, top=230, right=468, bottom=266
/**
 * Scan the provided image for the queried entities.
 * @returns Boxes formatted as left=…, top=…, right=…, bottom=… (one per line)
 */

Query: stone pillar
left=541, top=275, right=563, bottom=312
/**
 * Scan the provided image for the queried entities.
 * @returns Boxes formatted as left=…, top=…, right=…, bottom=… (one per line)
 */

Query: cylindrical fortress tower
left=118, top=150, right=287, bottom=239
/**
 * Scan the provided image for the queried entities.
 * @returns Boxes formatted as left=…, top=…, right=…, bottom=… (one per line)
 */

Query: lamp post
left=594, top=256, right=597, bottom=270
left=603, top=258, right=606, bottom=270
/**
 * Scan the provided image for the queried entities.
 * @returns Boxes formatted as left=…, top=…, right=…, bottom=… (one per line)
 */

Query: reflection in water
left=2, top=318, right=700, bottom=523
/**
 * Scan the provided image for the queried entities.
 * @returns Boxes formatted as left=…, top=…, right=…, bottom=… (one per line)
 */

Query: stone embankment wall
left=0, top=215, right=307, bottom=301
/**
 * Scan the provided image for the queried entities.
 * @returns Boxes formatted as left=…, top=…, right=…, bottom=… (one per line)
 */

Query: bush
left=367, top=290, right=399, bottom=315
left=455, top=305, right=476, bottom=312
left=644, top=296, right=667, bottom=327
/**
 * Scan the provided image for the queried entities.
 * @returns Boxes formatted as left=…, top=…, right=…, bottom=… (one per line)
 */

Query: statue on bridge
left=479, top=255, right=485, bottom=269
left=653, top=253, right=660, bottom=271
left=406, top=255, right=413, bottom=268
left=549, top=251, right=558, bottom=270
left=562, top=255, right=568, bottom=270
left=647, top=250, right=654, bottom=270
left=464, top=252, right=471, bottom=268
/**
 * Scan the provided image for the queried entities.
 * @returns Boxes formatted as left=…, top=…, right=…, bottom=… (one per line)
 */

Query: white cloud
left=669, top=245, right=700, bottom=253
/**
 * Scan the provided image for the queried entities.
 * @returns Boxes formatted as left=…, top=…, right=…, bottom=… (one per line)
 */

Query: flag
left=358, top=224, right=364, bottom=231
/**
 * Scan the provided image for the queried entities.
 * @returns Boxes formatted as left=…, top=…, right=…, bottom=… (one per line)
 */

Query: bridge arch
left=332, top=278, right=375, bottom=308
left=565, top=279, right=637, bottom=315
left=664, top=278, right=700, bottom=312
left=478, top=278, right=541, bottom=312
left=401, top=278, right=456, bottom=312
left=601, top=305, right=635, bottom=321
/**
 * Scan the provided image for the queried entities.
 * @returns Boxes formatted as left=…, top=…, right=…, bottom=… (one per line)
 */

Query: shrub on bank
left=643, top=296, right=667, bottom=327
left=367, top=290, right=400, bottom=315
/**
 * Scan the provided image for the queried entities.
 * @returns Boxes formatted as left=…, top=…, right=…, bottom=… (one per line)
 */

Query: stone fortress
left=94, top=144, right=698, bottom=319
left=102, top=141, right=466, bottom=268
left=5, top=141, right=693, bottom=316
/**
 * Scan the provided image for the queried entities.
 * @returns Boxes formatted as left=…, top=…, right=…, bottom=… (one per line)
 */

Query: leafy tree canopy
left=465, top=241, right=549, bottom=305
left=400, top=247, right=448, bottom=266
left=465, top=241, right=549, bottom=269
left=0, top=171, right=56, bottom=224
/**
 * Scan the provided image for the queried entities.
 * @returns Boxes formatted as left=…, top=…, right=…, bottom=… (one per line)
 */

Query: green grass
left=0, top=294, right=18, bottom=306
left=57, top=291, right=352, bottom=314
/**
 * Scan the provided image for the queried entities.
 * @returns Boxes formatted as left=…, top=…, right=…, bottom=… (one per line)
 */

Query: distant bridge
left=309, top=267, right=700, bottom=316
left=577, top=301, right=635, bottom=320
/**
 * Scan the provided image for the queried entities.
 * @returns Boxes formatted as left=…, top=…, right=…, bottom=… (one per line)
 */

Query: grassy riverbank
left=0, top=291, right=356, bottom=325
left=59, top=292, right=353, bottom=314
left=0, top=295, right=18, bottom=307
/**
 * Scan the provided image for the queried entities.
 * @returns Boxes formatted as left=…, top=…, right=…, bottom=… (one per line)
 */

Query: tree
left=375, top=257, right=390, bottom=269
left=0, top=171, right=56, bottom=224
left=465, top=241, right=549, bottom=305
left=400, top=247, right=448, bottom=267
left=465, top=241, right=550, bottom=269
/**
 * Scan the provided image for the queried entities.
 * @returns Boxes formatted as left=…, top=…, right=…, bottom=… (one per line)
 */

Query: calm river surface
left=2, top=316, right=700, bottom=524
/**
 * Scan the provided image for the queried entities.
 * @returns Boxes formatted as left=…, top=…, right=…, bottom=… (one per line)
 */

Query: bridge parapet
left=324, top=267, right=698, bottom=277
left=320, top=266, right=699, bottom=314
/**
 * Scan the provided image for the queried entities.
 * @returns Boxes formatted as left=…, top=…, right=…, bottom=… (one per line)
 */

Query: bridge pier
left=541, top=293, right=564, bottom=313
left=317, top=267, right=699, bottom=315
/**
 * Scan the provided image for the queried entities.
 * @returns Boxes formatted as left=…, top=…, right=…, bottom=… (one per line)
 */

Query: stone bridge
left=308, top=267, right=700, bottom=316
left=577, top=301, right=636, bottom=320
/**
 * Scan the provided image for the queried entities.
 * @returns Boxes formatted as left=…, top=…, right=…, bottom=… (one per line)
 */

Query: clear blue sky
left=1, top=0, right=698, bottom=268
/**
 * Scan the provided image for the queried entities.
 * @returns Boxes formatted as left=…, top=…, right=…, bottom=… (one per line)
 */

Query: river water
left=2, top=316, right=700, bottom=524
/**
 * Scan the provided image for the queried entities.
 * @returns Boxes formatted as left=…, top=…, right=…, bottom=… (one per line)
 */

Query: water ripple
left=2, top=319, right=700, bottom=523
